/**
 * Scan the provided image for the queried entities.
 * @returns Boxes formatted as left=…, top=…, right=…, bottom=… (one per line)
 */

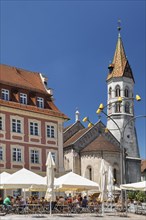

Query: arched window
left=86, top=166, right=92, bottom=180
left=125, top=87, right=129, bottom=97
left=115, top=85, right=121, bottom=97
left=108, top=102, right=112, bottom=114
left=109, top=87, right=112, bottom=98
left=125, top=102, right=130, bottom=113
left=113, top=168, right=117, bottom=184
left=115, top=102, right=121, bottom=113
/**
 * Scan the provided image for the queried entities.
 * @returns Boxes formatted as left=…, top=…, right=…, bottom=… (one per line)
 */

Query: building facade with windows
left=0, top=64, right=68, bottom=176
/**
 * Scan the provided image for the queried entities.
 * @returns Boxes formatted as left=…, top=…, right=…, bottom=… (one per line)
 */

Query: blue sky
left=1, top=0, right=146, bottom=158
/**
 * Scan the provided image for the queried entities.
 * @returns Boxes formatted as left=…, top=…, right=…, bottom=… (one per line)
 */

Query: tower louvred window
left=115, top=85, right=121, bottom=97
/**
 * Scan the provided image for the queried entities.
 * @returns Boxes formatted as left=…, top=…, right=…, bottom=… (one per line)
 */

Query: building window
left=124, top=87, right=129, bottom=97
left=30, top=122, right=39, bottom=135
left=51, top=152, right=56, bottom=162
left=109, top=87, right=112, bottom=98
left=0, top=146, right=3, bottom=160
left=113, top=168, right=117, bottom=184
left=108, top=102, right=112, bottom=114
left=37, top=97, right=44, bottom=108
left=86, top=166, right=92, bottom=180
left=31, top=150, right=39, bottom=164
left=115, top=102, right=121, bottom=113
left=20, top=93, right=27, bottom=104
left=12, top=148, right=22, bottom=162
left=125, top=102, right=130, bottom=113
left=0, top=117, right=2, bottom=130
left=115, top=85, right=121, bottom=97
left=12, top=119, right=21, bottom=133
left=47, top=125, right=55, bottom=138
left=1, top=89, right=9, bottom=101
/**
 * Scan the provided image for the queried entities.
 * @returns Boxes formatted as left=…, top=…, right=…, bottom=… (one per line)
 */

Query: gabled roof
left=63, top=120, right=85, bottom=143
left=0, top=64, right=69, bottom=120
left=64, top=127, right=89, bottom=148
left=63, top=120, right=120, bottom=152
left=81, top=134, right=120, bottom=152
left=0, top=64, right=47, bottom=93
left=107, top=35, right=135, bottom=82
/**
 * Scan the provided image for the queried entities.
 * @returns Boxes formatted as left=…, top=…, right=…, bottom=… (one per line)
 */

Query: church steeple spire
left=107, top=21, right=135, bottom=82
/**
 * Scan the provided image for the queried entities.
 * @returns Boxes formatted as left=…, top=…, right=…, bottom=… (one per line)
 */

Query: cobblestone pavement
left=0, top=213, right=145, bottom=220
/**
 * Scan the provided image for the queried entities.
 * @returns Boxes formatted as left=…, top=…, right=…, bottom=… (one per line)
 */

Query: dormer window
left=37, top=97, right=44, bottom=108
left=108, top=64, right=114, bottom=73
left=20, top=93, right=27, bottom=104
left=1, top=89, right=9, bottom=101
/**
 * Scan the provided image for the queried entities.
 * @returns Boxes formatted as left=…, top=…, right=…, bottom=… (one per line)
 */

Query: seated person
left=82, top=196, right=88, bottom=208
left=3, top=195, right=12, bottom=210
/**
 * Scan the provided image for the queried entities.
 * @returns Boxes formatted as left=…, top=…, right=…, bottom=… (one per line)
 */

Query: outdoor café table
left=55, top=203, right=71, bottom=214
left=27, top=203, right=43, bottom=215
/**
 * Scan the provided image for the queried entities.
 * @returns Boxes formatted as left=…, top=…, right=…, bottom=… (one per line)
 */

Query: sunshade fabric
left=2, top=168, right=46, bottom=189
left=45, top=152, right=56, bottom=201
left=54, top=171, right=99, bottom=192
left=0, top=172, right=11, bottom=188
left=120, top=181, right=146, bottom=191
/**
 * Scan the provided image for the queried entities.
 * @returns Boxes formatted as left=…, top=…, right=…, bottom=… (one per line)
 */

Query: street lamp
left=82, top=116, right=94, bottom=128
left=96, top=95, right=144, bottom=210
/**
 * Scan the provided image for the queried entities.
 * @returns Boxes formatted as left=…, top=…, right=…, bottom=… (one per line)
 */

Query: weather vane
left=117, top=19, right=121, bottom=36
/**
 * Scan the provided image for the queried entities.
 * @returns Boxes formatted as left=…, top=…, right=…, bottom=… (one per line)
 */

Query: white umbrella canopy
left=45, top=152, right=56, bottom=202
left=99, top=159, right=109, bottom=202
left=107, top=165, right=114, bottom=200
left=120, top=181, right=146, bottom=191
left=2, top=168, right=46, bottom=189
left=54, top=171, right=99, bottom=192
left=99, top=159, right=109, bottom=216
left=0, top=172, right=11, bottom=189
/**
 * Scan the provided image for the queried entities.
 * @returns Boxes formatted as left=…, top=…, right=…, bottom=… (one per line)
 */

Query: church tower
left=106, top=23, right=141, bottom=183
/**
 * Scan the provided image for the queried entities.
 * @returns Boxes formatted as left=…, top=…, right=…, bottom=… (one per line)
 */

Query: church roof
left=0, top=64, right=48, bottom=93
left=63, top=120, right=120, bottom=152
left=64, top=127, right=89, bottom=148
left=81, top=134, right=120, bottom=152
left=107, top=34, right=135, bottom=82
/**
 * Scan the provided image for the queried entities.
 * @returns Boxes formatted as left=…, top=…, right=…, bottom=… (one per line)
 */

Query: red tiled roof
left=81, top=135, right=120, bottom=152
left=0, top=64, right=69, bottom=120
left=0, top=64, right=47, bottom=93
left=0, top=99, right=69, bottom=120
left=64, top=127, right=89, bottom=148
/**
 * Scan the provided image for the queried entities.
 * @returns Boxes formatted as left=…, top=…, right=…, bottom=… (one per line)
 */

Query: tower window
left=115, top=85, right=121, bottom=97
left=109, top=87, right=112, bottom=98
left=124, top=87, right=129, bottom=97
left=108, top=102, right=112, bottom=114
left=125, top=102, right=130, bottom=113
left=115, top=102, right=121, bottom=113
